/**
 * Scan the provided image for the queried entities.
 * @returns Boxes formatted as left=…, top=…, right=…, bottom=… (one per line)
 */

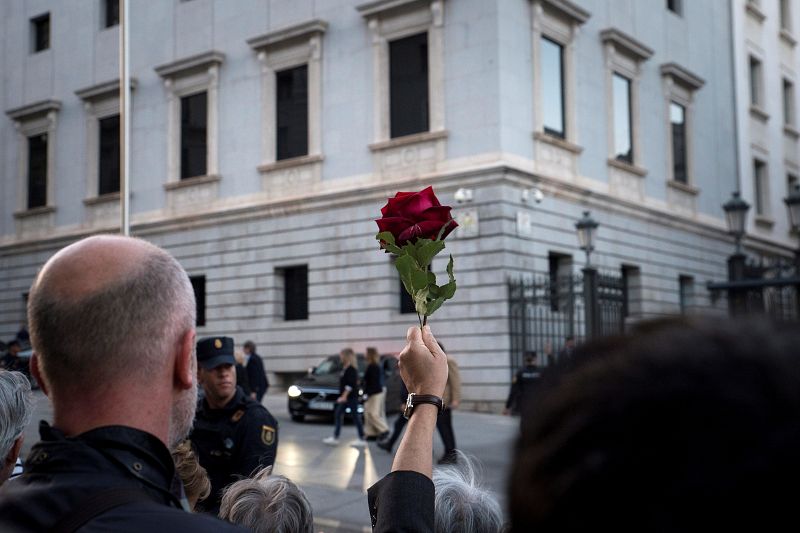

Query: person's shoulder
left=89, top=502, right=248, bottom=532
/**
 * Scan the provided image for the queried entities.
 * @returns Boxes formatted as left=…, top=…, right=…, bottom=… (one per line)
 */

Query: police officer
left=191, top=336, right=279, bottom=514
left=504, top=351, right=542, bottom=416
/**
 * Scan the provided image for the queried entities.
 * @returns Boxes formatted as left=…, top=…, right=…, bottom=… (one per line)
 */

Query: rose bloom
left=376, top=186, right=458, bottom=245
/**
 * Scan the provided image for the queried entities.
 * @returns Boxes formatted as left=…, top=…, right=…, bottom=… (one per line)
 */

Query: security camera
left=454, top=188, right=473, bottom=203
left=531, top=187, right=544, bottom=204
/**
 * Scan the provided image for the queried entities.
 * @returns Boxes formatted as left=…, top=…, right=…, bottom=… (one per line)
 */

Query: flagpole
left=120, top=0, right=130, bottom=236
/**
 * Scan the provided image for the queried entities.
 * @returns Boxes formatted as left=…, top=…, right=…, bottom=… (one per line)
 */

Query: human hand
left=398, top=326, right=448, bottom=398
left=336, top=395, right=346, bottom=404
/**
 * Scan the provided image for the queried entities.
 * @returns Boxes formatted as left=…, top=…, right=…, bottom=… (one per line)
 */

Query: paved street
left=22, top=389, right=518, bottom=532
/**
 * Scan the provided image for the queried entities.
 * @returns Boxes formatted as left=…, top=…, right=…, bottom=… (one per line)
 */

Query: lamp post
left=575, top=211, right=599, bottom=266
left=575, top=211, right=601, bottom=338
left=722, top=191, right=750, bottom=315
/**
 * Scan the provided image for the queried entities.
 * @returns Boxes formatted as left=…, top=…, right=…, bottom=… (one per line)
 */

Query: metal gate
left=508, top=269, right=626, bottom=374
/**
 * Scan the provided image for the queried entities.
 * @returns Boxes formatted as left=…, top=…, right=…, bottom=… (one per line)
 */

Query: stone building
left=2, top=0, right=792, bottom=409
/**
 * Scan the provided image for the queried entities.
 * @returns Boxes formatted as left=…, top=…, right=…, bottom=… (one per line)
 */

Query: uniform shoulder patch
left=261, top=424, right=276, bottom=446
left=231, top=409, right=245, bottom=423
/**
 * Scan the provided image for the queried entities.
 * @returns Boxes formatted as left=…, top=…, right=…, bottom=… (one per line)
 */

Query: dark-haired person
left=243, top=341, right=269, bottom=402
left=509, top=317, right=800, bottom=532
left=191, top=336, right=279, bottom=515
left=0, top=235, right=245, bottom=532
left=503, top=351, right=541, bottom=416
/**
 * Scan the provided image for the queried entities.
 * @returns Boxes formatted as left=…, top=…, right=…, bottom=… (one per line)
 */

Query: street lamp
left=575, top=211, right=599, bottom=266
left=785, top=183, right=800, bottom=231
left=722, top=191, right=750, bottom=254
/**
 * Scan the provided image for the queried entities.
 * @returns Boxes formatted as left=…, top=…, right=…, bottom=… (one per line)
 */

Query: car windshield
left=312, top=355, right=367, bottom=376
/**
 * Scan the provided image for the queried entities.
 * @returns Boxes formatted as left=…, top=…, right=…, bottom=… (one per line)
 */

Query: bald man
left=0, top=236, right=244, bottom=532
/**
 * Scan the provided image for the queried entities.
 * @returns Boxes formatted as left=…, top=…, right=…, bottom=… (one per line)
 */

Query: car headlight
left=287, top=385, right=302, bottom=398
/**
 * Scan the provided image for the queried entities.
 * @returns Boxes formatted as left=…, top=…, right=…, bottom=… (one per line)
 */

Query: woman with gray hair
left=0, top=370, right=34, bottom=485
left=219, top=467, right=313, bottom=533
left=433, top=452, right=505, bottom=533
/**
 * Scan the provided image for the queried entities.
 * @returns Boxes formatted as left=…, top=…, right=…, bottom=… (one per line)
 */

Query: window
left=98, top=115, right=120, bottom=195
left=400, top=279, right=415, bottom=314
left=276, top=65, right=309, bottom=161
left=667, top=0, right=682, bottom=15
left=790, top=173, right=799, bottom=191
left=749, top=56, right=763, bottom=107
left=541, top=37, right=565, bottom=138
left=783, top=79, right=795, bottom=127
left=753, top=159, right=769, bottom=216
left=27, top=134, right=48, bottom=209
left=613, top=73, right=633, bottom=163
left=389, top=32, right=429, bottom=138
left=189, top=275, right=206, bottom=327
left=621, top=265, right=641, bottom=318
left=104, top=0, right=119, bottom=28
left=31, top=14, right=50, bottom=53
left=678, top=275, right=694, bottom=314
left=780, top=0, right=792, bottom=32
left=548, top=252, right=572, bottom=312
left=282, top=265, right=308, bottom=321
left=180, top=92, right=207, bottom=179
left=670, top=102, right=687, bottom=183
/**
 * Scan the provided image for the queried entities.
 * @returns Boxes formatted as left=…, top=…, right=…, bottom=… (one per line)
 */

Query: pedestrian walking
left=363, top=347, right=390, bottom=441
left=377, top=380, right=409, bottom=453
left=243, top=340, right=269, bottom=402
left=437, top=342, right=461, bottom=464
left=323, top=348, right=366, bottom=447
left=503, top=351, right=542, bottom=416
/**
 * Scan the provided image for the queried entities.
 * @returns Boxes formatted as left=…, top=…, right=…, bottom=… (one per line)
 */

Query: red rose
left=375, top=186, right=458, bottom=245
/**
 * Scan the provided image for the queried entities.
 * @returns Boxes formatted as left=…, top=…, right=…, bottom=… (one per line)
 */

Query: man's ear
left=175, top=329, right=196, bottom=391
left=5, top=436, right=23, bottom=467
left=30, top=352, right=49, bottom=396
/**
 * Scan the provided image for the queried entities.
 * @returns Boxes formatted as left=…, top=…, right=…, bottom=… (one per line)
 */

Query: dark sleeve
left=344, top=366, right=359, bottom=390
left=368, top=471, right=434, bottom=533
left=237, top=407, right=279, bottom=477
left=248, top=356, right=268, bottom=398
left=506, top=371, right=521, bottom=409
left=365, top=365, right=378, bottom=390
left=236, top=364, right=252, bottom=395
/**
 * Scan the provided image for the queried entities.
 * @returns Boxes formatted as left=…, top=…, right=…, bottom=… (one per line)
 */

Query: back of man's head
left=27, top=235, right=195, bottom=395
left=0, top=371, right=33, bottom=485
left=433, top=452, right=504, bottom=533
left=219, top=468, right=313, bottom=533
left=509, top=317, right=800, bottom=532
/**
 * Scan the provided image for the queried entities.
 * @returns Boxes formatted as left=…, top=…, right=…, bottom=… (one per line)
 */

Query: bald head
left=28, top=235, right=196, bottom=395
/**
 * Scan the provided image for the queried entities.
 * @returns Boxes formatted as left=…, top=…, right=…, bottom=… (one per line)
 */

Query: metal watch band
left=403, top=393, right=444, bottom=419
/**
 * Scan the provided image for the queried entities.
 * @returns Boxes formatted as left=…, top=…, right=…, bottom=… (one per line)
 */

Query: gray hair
left=0, top=371, right=34, bottom=460
left=28, top=240, right=195, bottom=392
left=219, top=468, right=313, bottom=533
left=433, top=452, right=505, bottom=533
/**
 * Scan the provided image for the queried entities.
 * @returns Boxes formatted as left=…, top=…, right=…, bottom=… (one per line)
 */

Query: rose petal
left=391, top=192, right=436, bottom=219
left=376, top=217, right=414, bottom=240
left=397, top=224, right=423, bottom=244
left=419, top=205, right=454, bottom=222
left=412, top=219, right=457, bottom=240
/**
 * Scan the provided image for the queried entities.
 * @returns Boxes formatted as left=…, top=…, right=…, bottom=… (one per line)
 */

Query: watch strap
left=404, top=393, right=444, bottom=419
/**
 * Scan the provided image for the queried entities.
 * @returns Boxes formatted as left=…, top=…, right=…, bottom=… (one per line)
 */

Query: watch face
left=403, top=393, right=415, bottom=419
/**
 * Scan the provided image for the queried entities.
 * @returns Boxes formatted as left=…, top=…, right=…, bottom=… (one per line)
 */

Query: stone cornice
left=75, top=78, right=138, bottom=101
left=6, top=99, right=61, bottom=121
left=660, top=62, right=705, bottom=91
left=247, top=19, right=328, bottom=51
left=600, top=28, right=653, bottom=61
left=536, top=0, right=590, bottom=25
left=356, top=0, right=433, bottom=18
left=154, top=51, right=225, bottom=79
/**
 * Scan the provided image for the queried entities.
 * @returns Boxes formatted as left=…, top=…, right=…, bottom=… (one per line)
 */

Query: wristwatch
left=403, top=393, right=444, bottom=419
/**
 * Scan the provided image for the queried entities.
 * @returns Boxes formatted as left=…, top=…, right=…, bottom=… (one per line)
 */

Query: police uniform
left=190, top=337, right=279, bottom=514
left=505, top=363, right=542, bottom=415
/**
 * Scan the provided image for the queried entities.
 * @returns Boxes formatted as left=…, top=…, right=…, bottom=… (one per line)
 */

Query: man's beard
left=168, top=378, right=197, bottom=449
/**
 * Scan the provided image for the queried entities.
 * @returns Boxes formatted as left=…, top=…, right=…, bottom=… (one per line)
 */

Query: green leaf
left=376, top=231, right=396, bottom=245
left=427, top=271, right=437, bottom=285
left=401, top=243, right=421, bottom=265
left=395, top=256, right=416, bottom=295
left=446, top=255, right=455, bottom=282
left=425, top=296, right=447, bottom=316
left=410, top=269, right=429, bottom=291
left=416, top=240, right=446, bottom=268
left=439, top=281, right=456, bottom=299
left=435, top=219, right=455, bottom=241
left=428, top=284, right=441, bottom=297
left=414, top=289, right=430, bottom=315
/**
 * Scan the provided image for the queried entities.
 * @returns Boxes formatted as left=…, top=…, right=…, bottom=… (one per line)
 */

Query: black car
left=287, top=353, right=398, bottom=422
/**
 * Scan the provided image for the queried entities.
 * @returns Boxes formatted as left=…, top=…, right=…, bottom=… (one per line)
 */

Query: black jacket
left=340, top=365, right=359, bottom=396
left=364, top=363, right=384, bottom=396
left=368, top=471, right=434, bottom=532
left=246, top=353, right=269, bottom=402
left=0, top=422, right=244, bottom=532
left=191, top=387, right=278, bottom=514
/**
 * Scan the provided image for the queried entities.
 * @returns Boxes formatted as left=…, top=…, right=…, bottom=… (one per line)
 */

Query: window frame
left=31, top=13, right=50, bottom=53
left=783, top=78, right=796, bottom=128
left=279, top=265, right=310, bottom=321
left=661, top=63, right=704, bottom=191
left=189, top=275, right=207, bottom=327
left=388, top=31, right=430, bottom=139
left=103, top=0, right=120, bottom=29
left=179, top=91, right=208, bottom=180
left=753, top=158, right=770, bottom=218
left=275, top=64, right=310, bottom=161
left=667, top=0, right=683, bottom=16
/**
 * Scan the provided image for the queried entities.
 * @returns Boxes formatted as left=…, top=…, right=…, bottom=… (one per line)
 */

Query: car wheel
left=291, top=414, right=305, bottom=423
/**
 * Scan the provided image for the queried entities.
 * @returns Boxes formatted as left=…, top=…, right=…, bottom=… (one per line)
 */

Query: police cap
left=197, top=336, right=235, bottom=370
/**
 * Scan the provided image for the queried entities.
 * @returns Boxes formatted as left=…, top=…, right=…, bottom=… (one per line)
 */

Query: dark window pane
left=276, top=65, right=308, bottom=160
left=670, top=102, right=687, bottom=183
left=105, top=0, right=119, bottom=28
left=667, top=0, right=682, bottom=15
left=783, top=79, right=794, bottom=126
left=98, top=115, right=120, bottom=195
left=754, top=160, right=767, bottom=215
left=541, top=37, right=565, bottom=138
left=180, top=92, right=207, bottom=179
left=32, top=14, right=50, bottom=52
left=613, top=74, right=633, bottom=163
left=28, top=134, right=48, bottom=209
left=389, top=32, right=429, bottom=138
left=284, top=266, right=309, bottom=321
left=400, top=278, right=415, bottom=314
left=190, top=275, right=206, bottom=327
left=749, top=57, right=761, bottom=106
